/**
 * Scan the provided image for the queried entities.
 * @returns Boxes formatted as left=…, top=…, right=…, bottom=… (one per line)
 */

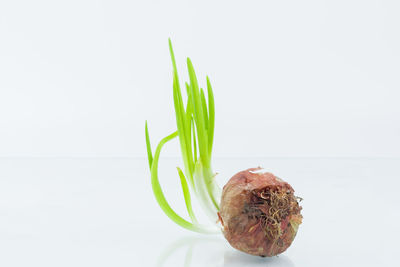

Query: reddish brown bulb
left=218, top=167, right=302, bottom=257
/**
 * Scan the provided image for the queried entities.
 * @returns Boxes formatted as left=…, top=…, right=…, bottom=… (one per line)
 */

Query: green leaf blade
left=206, top=77, right=215, bottom=156
left=145, top=121, right=153, bottom=169
left=177, top=167, right=198, bottom=223
left=187, top=58, right=209, bottom=165
left=170, top=41, right=194, bottom=181
left=150, top=131, right=216, bottom=234
left=192, top=118, right=198, bottom=163
left=200, top=88, right=209, bottom=130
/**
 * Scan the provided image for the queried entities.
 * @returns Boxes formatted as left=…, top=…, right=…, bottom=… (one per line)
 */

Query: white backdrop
left=1, top=0, right=399, bottom=158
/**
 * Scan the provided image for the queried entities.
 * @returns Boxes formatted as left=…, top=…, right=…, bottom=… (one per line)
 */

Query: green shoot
left=145, top=121, right=153, bottom=169
left=177, top=167, right=197, bottom=223
left=145, top=39, right=221, bottom=233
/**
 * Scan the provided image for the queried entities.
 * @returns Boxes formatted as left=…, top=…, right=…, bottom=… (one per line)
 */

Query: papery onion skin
left=218, top=167, right=302, bottom=257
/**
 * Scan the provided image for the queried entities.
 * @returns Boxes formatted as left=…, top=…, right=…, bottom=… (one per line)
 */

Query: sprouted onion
left=145, top=40, right=302, bottom=257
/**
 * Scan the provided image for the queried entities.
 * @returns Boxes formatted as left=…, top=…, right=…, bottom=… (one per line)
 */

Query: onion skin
left=219, top=167, right=302, bottom=257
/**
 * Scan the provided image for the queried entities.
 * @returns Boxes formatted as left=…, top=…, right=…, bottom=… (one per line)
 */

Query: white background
left=1, top=0, right=399, bottom=158
left=1, top=1, right=400, bottom=267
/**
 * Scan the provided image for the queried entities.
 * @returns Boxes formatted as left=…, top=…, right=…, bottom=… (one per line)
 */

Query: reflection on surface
left=224, top=250, right=295, bottom=267
left=156, top=236, right=295, bottom=267
left=156, top=236, right=223, bottom=267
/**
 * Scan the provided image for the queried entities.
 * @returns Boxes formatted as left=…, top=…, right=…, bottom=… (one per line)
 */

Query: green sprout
left=145, top=39, right=221, bottom=233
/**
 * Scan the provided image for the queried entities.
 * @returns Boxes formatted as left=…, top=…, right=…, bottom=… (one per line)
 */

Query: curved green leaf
left=177, top=167, right=197, bottom=223
left=145, top=121, right=153, bottom=169
left=150, top=130, right=215, bottom=233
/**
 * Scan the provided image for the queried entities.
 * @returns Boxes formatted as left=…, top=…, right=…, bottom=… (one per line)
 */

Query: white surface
left=1, top=158, right=399, bottom=266
left=1, top=0, right=400, bottom=158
